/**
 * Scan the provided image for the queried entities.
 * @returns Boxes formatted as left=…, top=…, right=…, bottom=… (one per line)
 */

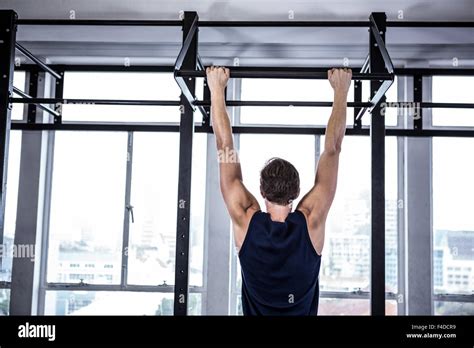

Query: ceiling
left=1, top=0, right=473, bottom=67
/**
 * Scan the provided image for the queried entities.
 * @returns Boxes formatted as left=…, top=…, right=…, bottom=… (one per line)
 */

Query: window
left=48, top=132, right=127, bottom=284
left=433, top=138, right=474, bottom=299
left=0, top=131, right=22, bottom=283
left=432, top=77, right=474, bottom=127
left=12, top=71, right=26, bottom=121
left=240, top=79, right=354, bottom=126
left=318, top=299, right=397, bottom=315
left=434, top=301, right=474, bottom=316
left=321, top=137, right=398, bottom=295
left=0, top=289, right=10, bottom=315
left=44, top=291, right=173, bottom=315
left=62, top=72, right=183, bottom=123
left=127, top=133, right=179, bottom=286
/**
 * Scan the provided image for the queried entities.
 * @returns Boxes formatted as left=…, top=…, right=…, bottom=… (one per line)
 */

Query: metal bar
left=0, top=10, right=17, bottom=265
left=16, top=19, right=474, bottom=27
left=10, top=97, right=181, bottom=106
left=433, top=294, right=474, bottom=303
left=360, top=54, right=370, bottom=74
left=353, top=80, right=362, bottom=128
left=176, top=69, right=393, bottom=81
left=15, top=43, right=62, bottom=80
left=121, top=132, right=133, bottom=289
left=174, top=15, right=198, bottom=71
left=370, top=12, right=386, bottom=316
left=174, top=11, right=198, bottom=316
left=15, top=64, right=474, bottom=77
left=420, top=102, right=474, bottom=109
left=12, top=87, right=60, bottom=118
left=26, top=71, right=39, bottom=123
left=53, top=68, right=64, bottom=124
left=9, top=122, right=474, bottom=137
left=413, top=75, right=423, bottom=130
left=196, top=100, right=372, bottom=107
left=45, top=283, right=177, bottom=292
left=369, top=14, right=394, bottom=74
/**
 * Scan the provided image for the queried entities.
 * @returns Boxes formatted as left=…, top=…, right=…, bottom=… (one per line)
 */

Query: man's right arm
left=297, top=68, right=352, bottom=255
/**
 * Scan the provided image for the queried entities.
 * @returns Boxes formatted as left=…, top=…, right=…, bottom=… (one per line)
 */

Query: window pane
left=322, top=137, right=398, bottom=293
left=0, top=289, right=10, bottom=315
left=432, top=77, right=474, bottom=127
left=62, top=72, right=182, bottom=123
left=190, top=134, right=207, bottom=287
left=433, top=138, right=474, bottom=295
left=434, top=301, right=474, bottom=315
left=48, top=132, right=127, bottom=284
left=127, top=133, right=179, bottom=286
left=1, top=131, right=22, bottom=282
left=188, top=293, right=202, bottom=315
left=318, top=298, right=397, bottom=315
left=12, top=71, right=26, bottom=121
left=240, top=79, right=354, bottom=126
left=44, top=291, right=173, bottom=315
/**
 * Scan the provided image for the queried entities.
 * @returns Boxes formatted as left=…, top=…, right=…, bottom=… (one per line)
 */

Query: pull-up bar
left=173, top=12, right=395, bottom=123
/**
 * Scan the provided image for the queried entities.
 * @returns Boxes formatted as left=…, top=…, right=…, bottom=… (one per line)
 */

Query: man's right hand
left=328, top=68, right=352, bottom=94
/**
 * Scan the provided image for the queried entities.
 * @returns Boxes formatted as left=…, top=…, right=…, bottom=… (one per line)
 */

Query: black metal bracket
left=173, top=14, right=208, bottom=123
left=15, top=42, right=62, bottom=80
left=413, top=74, right=423, bottom=130
left=13, top=87, right=60, bottom=119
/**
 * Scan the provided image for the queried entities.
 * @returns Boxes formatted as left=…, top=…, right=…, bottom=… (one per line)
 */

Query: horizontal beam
left=15, top=43, right=62, bottom=80
left=16, top=19, right=474, bottom=27
left=12, top=87, right=60, bottom=118
left=10, top=122, right=474, bottom=137
left=45, top=283, right=205, bottom=293
left=12, top=97, right=474, bottom=109
left=14, top=64, right=474, bottom=77
left=10, top=97, right=181, bottom=106
left=433, top=294, right=474, bottom=303
left=176, top=69, right=393, bottom=80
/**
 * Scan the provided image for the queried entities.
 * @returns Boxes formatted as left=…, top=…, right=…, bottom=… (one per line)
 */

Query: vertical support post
left=53, top=69, right=64, bottom=124
left=413, top=74, right=423, bottom=130
left=26, top=70, right=39, bottom=124
left=353, top=80, right=362, bottom=129
left=174, top=11, right=198, bottom=316
left=0, top=10, right=17, bottom=266
left=121, top=132, right=133, bottom=288
left=202, top=80, right=211, bottom=126
left=369, top=12, right=386, bottom=316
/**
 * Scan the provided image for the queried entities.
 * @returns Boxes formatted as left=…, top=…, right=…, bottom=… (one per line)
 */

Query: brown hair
left=260, top=157, right=300, bottom=205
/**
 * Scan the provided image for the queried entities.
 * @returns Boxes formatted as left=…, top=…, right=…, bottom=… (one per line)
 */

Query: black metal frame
left=369, top=13, right=386, bottom=316
left=1, top=10, right=474, bottom=316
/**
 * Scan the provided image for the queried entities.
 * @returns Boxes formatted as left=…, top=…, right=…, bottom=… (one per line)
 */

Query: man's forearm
left=325, top=91, right=348, bottom=153
left=211, top=90, right=234, bottom=150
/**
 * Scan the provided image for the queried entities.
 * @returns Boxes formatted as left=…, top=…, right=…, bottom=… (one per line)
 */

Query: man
left=206, top=65, right=352, bottom=315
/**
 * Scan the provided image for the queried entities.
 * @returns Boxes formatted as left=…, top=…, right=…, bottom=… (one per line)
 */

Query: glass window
left=44, top=291, right=173, bottom=315
left=0, top=289, right=10, bottom=315
left=318, top=298, right=397, bottom=315
left=433, top=138, right=474, bottom=296
left=62, top=72, right=183, bottom=123
left=127, top=133, right=179, bottom=286
left=321, top=137, right=398, bottom=294
left=0, top=131, right=22, bottom=282
left=12, top=71, right=26, bottom=121
left=48, top=132, right=127, bottom=284
left=188, top=293, right=202, bottom=315
left=432, top=76, right=474, bottom=127
left=240, top=79, right=354, bottom=126
left=434, top=301, right=474, bottom=315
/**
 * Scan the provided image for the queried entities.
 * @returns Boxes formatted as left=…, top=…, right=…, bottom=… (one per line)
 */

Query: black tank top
left=238, top=210, right=322, bottom=315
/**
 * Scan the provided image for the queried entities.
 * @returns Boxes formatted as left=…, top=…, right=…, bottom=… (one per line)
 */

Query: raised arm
left=297, top=68, right=352, bottom=255
left=206, top=66, right=260, bottom=249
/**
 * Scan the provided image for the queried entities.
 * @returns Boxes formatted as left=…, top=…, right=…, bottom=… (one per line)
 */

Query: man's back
left=238, top=210, right=321, bottom=315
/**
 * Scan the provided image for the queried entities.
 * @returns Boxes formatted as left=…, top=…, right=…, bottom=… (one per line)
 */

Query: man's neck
left=265, top=200, right=292, bottom=222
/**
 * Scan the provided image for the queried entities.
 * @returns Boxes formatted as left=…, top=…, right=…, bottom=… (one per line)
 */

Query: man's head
left=260, top=158, right=300, bottom=206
